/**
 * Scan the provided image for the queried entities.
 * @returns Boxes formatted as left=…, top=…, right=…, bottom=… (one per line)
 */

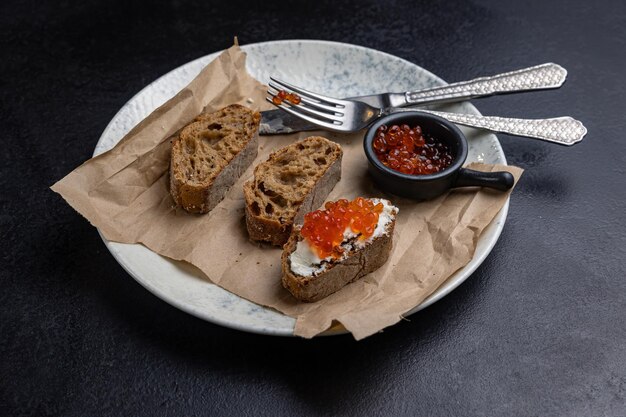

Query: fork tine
left=268, top=82, right=344, bottom=114
left=265, top=97, right=342, bottom=130
left=267, top=89, right=344, bottom=122
left=269, top=77, right=347, bottom=107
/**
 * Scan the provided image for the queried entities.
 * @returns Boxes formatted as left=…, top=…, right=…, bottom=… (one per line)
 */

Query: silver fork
left=267, top=78, right=587, bottom=146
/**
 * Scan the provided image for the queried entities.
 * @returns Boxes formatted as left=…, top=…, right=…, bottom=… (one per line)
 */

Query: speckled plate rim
left=95, top=39, right=508, bottom=337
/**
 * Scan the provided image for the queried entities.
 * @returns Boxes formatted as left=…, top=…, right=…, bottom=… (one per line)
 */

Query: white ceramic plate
left=95, top=40, right=508, bottom=337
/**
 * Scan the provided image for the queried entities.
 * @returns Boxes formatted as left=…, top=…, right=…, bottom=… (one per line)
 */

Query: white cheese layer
left=290, top=239, right=328, bottom=277
left=289, top=198, right=398, bottom=277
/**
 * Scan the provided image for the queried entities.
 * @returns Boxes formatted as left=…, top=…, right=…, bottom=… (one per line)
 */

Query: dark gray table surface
left=2, top=0, right=625, bottom=416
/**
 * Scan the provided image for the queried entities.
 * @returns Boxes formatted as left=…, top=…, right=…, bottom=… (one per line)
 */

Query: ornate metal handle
left=406, top=63, right=568, bottom=105
left=418, top=110, right=587, bottom=146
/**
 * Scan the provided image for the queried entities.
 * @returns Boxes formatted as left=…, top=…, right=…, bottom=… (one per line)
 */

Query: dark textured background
left=2, top=0, right=625, bottom=415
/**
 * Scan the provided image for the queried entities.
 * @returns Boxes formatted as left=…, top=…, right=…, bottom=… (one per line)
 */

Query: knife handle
left=417, top=109, right=587, bottom=146
left=405, top=63, right=567, bottom=106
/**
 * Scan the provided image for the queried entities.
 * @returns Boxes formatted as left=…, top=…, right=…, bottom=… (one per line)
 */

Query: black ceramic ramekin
left=363, top=111, right=514, bottom=200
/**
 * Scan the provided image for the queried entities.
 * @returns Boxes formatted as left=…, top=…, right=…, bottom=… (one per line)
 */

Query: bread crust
left=281, top=219, right=396, bottom=302
left=170, top=104, right=260, bottom=214
left=243, top=137, right=342, bottom=246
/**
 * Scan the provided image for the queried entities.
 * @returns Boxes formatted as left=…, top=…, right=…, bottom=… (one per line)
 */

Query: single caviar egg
left=301, top=197, right=384, bottom=259
left=289, top=93, right=301, bottom=104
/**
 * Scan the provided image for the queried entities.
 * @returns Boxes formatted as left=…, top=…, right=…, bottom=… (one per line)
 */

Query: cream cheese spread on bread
left=290, top=240, right=327, bottom=277
left=289, top=198, right=398, bottom=277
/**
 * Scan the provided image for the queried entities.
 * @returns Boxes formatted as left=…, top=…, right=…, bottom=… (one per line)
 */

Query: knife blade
left=259, top=93, right=393, bottom=135
left=259, top=109, right=317, bottom=135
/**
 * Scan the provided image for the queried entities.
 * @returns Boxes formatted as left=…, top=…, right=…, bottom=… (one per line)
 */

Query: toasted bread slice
left=170, top=104, right=261, bottom=214
left=243, top=136, right=342, bottom=246
left=281, top=198, right=398, bottom=302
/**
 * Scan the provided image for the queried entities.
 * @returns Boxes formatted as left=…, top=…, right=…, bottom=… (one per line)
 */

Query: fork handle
left=405, top=63, right=567, bottom=106
left=413, top=109, right=587, bottom=146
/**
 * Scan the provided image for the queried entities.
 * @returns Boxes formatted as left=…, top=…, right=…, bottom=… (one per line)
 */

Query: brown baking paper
left=52, top=44, right=523, bottom=340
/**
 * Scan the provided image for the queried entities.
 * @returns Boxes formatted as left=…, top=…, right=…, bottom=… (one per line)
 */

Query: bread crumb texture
left=171, top=104, right=260, bottom=186
left=245, top=137, right=341, bottom=223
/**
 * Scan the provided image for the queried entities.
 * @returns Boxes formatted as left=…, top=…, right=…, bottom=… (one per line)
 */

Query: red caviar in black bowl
left=372, top=123, right=455, bottom=175
left=364, top=111, right=514, bottom=200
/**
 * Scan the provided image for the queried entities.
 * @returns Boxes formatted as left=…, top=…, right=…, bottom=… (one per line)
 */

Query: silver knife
left=259, top=62, right=567, bottom=135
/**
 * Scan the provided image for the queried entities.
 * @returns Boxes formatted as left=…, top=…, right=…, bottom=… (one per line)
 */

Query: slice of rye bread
left=281, top=217, right=396, bottom=302
left=243, top=136, right=342, bottom=246
left=170, top=104, right=261, bottom=214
